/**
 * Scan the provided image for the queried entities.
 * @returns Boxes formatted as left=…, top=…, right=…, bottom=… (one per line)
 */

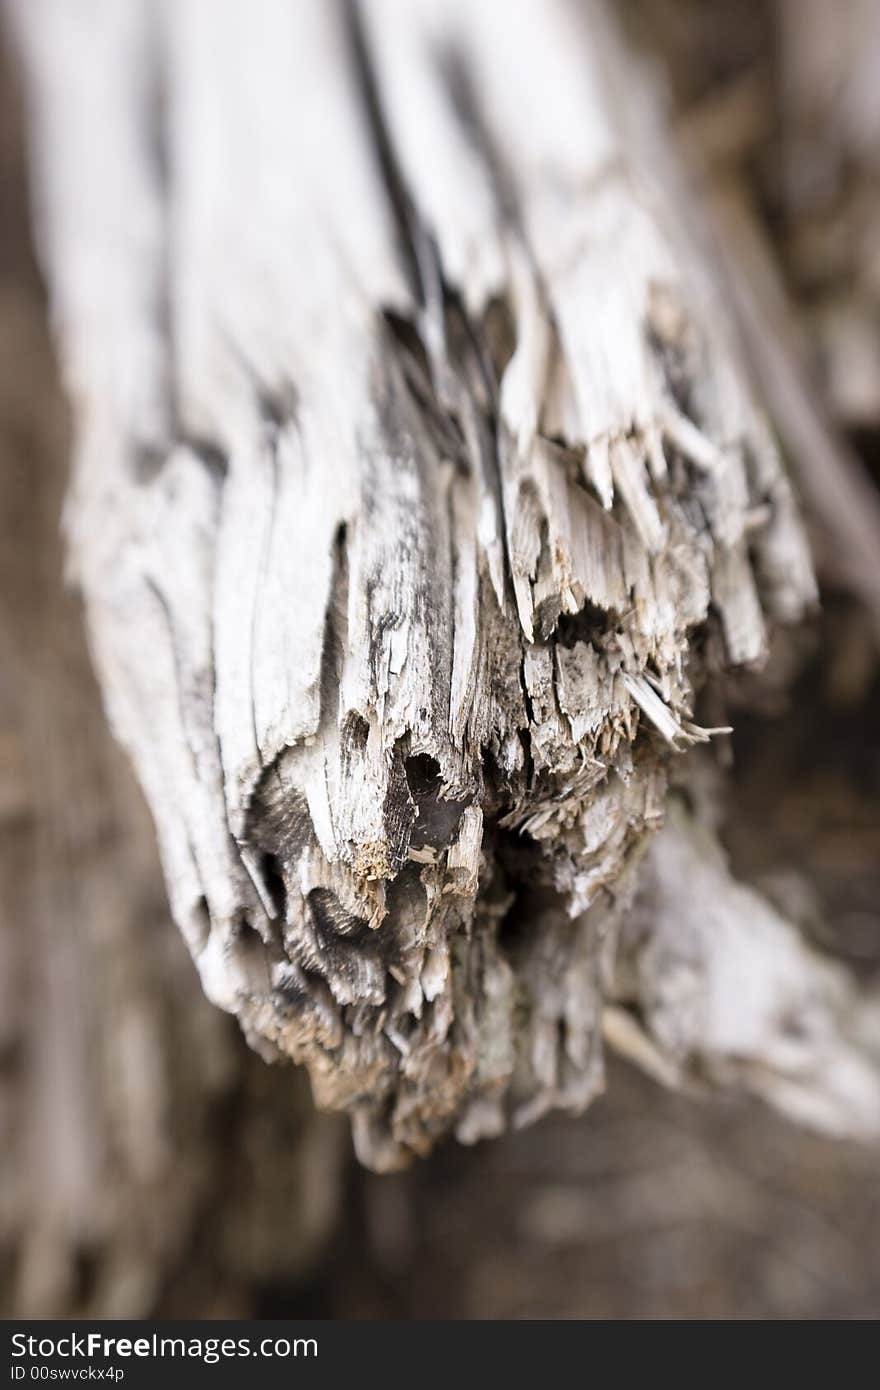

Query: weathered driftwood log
left=12, top=0, right=880, bottom=1170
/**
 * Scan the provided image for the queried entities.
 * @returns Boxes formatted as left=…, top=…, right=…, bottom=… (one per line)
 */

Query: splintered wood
left=14, top=0, right=880, bottom=1170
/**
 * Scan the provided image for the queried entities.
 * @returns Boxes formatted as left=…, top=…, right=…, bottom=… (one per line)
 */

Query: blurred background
left=2, top=0, right=879, bottom=1319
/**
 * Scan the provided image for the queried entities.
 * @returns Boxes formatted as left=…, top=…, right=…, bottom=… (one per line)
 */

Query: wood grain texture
left=14, top=0, right=879, bottom=1171
left=0, top=48, right=343, bottom=1316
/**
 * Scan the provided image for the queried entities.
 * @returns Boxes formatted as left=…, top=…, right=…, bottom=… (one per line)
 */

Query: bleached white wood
left=16, top=0, right=873, bottom=1172
left=612, top=809, right=880, bottom=1144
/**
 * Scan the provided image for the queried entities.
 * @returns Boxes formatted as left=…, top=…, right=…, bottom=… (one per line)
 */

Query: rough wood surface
left=12, top=0, right=879, bottom=1170
left=0, top=56, right=343, bottom=1317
